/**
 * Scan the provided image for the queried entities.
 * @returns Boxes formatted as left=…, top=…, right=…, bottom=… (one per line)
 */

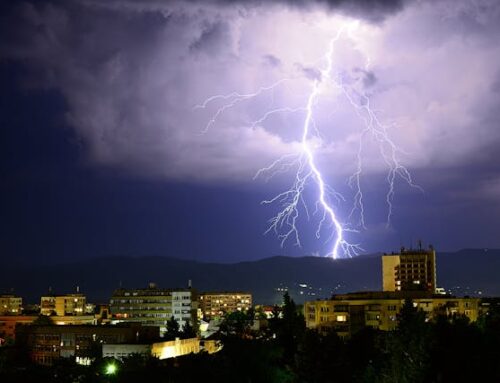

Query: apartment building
left=0, top=295, right=22, bottom=315
left=199, top=292, right=252, bottom=319
left=110, top=283, right=194, bottom=336
left=304, top=291, right=480, bottom=337
left=382, top=246, right=437, bottom=293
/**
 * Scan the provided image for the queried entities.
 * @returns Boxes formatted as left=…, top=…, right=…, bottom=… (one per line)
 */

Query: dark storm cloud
left=199, top=0, right=408, bottom=22
left=3, top=0, right=500, bottom=257
left=262, top=54, right=282, bottom=68
left=190, top=20, right=233, bottom=55
left=296, top=64, right=322, bottom=81
left=2, top=0, right=500, bottom=183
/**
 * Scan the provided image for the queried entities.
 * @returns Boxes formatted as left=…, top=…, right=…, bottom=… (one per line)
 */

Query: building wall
left=110, top=287, right=194, bottom=336
left=171, top=291, right=193, bottom=327
left=0, top=296, right=22, bottom=315
left=102, top=344, right=151, bottom=360
left=382, top=256, right=400, bottom=292
left=0, top=315, right=37, bottom=341
left=41, top=294, right=88, bottom=316
left=151, top=337, right=200, bottom=359
left=51, top=315, right=96, bottom=325
left=382, top=249, right=437, bottom=293
left=16, top=324, right=158, bottom=366
left=0, top=315, right=98, bottom=342
left=40, top=296, right=56, bottom=316
left=201, top=339, right=223, bottom=354
left=55, top=295, right=86, bottom=316
left=199, top=292, right=252, bottom=319
left=103, top=338, right=217, bottom=361
left=304, top=295, right=480, bottom=337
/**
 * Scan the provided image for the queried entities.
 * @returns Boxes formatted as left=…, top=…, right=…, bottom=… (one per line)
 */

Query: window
left=366, top=313, right=380, bottom=321
left=334, top=305, right=348, bottom=312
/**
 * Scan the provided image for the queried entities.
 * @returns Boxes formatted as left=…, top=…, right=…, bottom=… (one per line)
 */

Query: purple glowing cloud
left=2, top=0, right=500, bottom=254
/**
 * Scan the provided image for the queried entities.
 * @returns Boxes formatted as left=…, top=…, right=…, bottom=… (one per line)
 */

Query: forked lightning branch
left=195, top=21, right=420, bottom=259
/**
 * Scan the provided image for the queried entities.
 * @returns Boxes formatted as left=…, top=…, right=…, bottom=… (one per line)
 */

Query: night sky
left=2, top=0, right=500, bottom=264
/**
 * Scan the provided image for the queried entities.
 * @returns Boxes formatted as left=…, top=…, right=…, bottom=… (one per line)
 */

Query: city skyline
left=2, top=0, right=500, bottom=263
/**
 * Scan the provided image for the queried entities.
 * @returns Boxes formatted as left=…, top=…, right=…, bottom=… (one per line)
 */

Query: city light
left=105, top=362, right=118, bottom=375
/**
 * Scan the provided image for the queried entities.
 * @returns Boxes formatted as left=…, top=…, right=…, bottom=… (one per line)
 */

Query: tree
left=380, top=299, right=431, bottom=383
left=32, top=315, right=53, bottom=326
left=271, top=292, right=306, bottom=363
left=166, top=316, right=180, bottom=340
left=220, top=311, right=252, bottom=337
left=181, top=320, right=197, bottom=339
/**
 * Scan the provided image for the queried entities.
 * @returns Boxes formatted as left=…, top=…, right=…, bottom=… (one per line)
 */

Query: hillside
left=3, top=249, right=499, bottom=304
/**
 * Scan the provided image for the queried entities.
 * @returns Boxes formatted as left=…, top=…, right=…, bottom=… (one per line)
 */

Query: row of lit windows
left=120, top=291, right=190, bottom=297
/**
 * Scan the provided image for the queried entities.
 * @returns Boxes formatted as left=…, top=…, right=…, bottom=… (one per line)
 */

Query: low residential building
left=304, top=291, right=480, bottom=337
left=199, top=292, right=252, bottom=319
left=0, top=315, right=97, bottom=343
left=102, top=343, right=150, bottom=360
left=0, top=315, right=37, bottom=342
left=0, top=295, right=22, bottom=315
left=151, top=337, right=199, bottom=359
left=110, top=283, right=194, bottom=336
left=16, top=324, right=159, bottom=366
left=102, top=337, right=222, bottom=361
left=40, top=292, right=91, bottom=316
left=50, top=315, right=97, bottom=326
left=255, top=305, right=279, bottom=319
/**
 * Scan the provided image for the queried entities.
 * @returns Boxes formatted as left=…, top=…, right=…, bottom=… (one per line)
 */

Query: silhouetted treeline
left=1, top=295, right=500, bottom=382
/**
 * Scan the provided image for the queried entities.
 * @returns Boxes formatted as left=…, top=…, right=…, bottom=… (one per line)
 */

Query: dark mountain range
left=2, top=249, right=499, bottom=305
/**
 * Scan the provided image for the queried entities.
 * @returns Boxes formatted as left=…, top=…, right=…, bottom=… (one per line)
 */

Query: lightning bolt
left=195, top=21, right=420, bottom=259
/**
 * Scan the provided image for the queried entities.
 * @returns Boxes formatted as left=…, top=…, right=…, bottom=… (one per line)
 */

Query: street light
left=105, top=362, right=118, bottom=375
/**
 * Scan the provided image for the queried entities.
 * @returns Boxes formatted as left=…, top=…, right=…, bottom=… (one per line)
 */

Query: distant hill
left=2, top=249, right=499, bottom=305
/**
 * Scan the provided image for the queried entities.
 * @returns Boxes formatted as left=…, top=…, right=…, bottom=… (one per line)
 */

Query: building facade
left=103, top=337, right=221, bottom=361
left=304, top=291, right=480, bottom=337
left=199, top=292, right=252, bottom=319
left=0, top=315, right=37, bottom=342
left=16, top=324, right=158, bottom=366
left=382, top=247, right=437, bottom=293
left=0, top=295, right=22, bottom=315
left=40, top=293, right=89, bottom=316
left=110, top=284, right=194, bottom=336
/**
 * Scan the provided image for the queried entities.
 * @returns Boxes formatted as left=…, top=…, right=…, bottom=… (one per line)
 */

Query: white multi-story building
left=110, top=283, right=194, bottom=336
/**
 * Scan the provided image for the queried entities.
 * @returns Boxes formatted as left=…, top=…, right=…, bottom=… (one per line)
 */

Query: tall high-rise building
left=110, top=283, right=194, bottom=336
left=382, top=246, right=437, bottom=293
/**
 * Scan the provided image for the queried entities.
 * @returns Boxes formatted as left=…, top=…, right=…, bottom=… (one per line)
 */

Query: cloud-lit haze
left=2, top=0, right=500, bottom=262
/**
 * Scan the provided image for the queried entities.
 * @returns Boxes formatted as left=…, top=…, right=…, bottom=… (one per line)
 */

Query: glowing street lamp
left=104, top=362, right=118, bottom=375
